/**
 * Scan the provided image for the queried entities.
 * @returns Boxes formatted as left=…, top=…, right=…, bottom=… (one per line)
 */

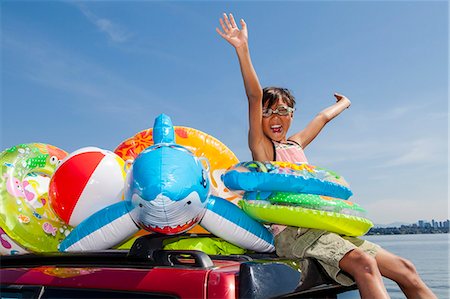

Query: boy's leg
left=375, top=248, right=437, bottom=299
left=302, top=232, right=389, bottom=299
left=339, top=248, right=390, bottom=299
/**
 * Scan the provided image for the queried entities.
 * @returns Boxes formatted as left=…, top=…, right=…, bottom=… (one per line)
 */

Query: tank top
left=271, top=139, right=308, bottom=236
left=272, top=140, right=308, bottom=163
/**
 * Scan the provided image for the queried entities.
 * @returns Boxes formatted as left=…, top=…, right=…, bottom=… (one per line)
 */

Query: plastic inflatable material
left=58, top=201, right=139, bottom=252
left=60, top=114, right=274, bottom=253
left=223, top=161, right=353, bottom=200
left=200, top=196, right=275, bottom=252
left=244, top=192, right=367, bottom=217
left=0, top=143, right=71, bottom=253
left=163, top=236, right=247, bottom=255
left=115, top=123, right=241, bottom=237
left=127, top=142, right=210, bottom=235
left=115, top=126, right=240, bottom=203
left=49, top=147, right=126, bottom=227
left=240, top=200, right=373, bottom=237
left=0, top=227, right=28, bottom=255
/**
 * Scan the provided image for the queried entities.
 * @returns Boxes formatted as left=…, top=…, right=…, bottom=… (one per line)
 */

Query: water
left=363, top=234, right=449, bottom=299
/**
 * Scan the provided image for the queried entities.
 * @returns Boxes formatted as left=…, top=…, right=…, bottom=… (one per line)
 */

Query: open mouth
left=271, top=124, right=282, bottom=134
left=143, top=215, right=202, bottom=235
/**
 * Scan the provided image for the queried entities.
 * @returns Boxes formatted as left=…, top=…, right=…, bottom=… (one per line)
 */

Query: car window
left=1, top=285, right=42, bottom=299
left=42, top=288, right=178, bottom=299
left=1, top=286, right=178, bottom=299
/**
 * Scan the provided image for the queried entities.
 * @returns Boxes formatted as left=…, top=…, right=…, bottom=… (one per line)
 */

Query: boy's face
left=262, top=97, right=293, bottom=142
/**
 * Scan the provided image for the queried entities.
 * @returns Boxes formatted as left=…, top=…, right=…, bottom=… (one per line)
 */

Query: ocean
left=363, top=234, right=449, bottom=299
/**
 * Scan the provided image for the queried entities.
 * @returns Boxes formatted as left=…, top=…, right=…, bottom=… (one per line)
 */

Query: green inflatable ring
left=0, top=143, right=72, bottom=253
left=239, top=200, right=373, bottom=237
left=244, top=192, right=367, bottom=217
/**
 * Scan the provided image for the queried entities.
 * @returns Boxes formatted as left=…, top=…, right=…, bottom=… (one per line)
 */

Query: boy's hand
left=334, top=93, right=351, bottom=108
left=216, top=13, right=248, bottom=49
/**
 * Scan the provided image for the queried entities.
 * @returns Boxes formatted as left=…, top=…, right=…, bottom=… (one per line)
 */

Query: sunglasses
left=262, top=105, right=295, bottom=118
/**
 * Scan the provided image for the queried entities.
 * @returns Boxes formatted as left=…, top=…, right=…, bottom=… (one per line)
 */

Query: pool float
left=115, top=124, right=240, bottom=238
left=0, top=227, right=28, bottom=255
left=240, top=200, right=373, bottom=237
left=0, top=143, right=72, bottom=253
left=244, top=192, right=367, bottom=217
left=59, top=114, right=274, bottom=253
left=224, top=161, right=372, bottom=236
left=223, top=161, right=353, bottom=200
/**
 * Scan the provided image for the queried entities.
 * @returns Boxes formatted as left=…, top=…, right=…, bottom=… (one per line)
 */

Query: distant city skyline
left=375, top=219, right=450, bottom=228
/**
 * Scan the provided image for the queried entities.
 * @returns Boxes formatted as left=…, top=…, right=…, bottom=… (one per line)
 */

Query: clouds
left=379, top=137, right=445, bottom=168
left=3, top=31, right=144, bottom=116
left=75, top=3, right=131, bottom=43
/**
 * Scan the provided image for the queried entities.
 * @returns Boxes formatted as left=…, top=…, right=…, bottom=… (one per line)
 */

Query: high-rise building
left=444, top=220, right=450, bottom=228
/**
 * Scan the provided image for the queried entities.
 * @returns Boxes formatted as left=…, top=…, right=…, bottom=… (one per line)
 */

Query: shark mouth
left=142, top=214, right=204, bottom=235
left=131, top=191, right=206, bottom=235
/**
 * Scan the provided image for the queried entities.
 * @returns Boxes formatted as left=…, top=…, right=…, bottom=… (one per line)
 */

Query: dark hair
left=262, top=87, right=296, bottom=109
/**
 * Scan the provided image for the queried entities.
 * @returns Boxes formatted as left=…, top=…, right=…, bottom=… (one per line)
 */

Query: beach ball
left=49, top=147, right=127, bottom=226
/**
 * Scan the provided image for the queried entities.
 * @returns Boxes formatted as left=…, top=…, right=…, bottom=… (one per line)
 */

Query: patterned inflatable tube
left=244, top=191, right=367, bottom=217
left=223, top=161, right=353, bottom=200
left=0, top=143, right=71, bottom=253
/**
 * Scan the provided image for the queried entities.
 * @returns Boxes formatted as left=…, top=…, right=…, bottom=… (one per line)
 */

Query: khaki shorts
left=275, top=227, right=380, bottom=286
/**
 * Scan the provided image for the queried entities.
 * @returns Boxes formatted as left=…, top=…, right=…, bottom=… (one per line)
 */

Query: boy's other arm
left=290, top=93, right=351, bottom=149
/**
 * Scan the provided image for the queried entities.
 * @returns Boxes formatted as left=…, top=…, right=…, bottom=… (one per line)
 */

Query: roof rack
left=0, top=234, right=218, bottom=269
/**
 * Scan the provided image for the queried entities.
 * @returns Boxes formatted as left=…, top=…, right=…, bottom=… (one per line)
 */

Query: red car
left=1, top=234, right=358, bottom=298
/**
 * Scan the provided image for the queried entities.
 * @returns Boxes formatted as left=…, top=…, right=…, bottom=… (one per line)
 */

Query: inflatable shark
left=59, top=114, right=274, bottom=253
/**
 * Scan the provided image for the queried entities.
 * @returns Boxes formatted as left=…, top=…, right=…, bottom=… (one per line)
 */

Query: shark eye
left=187, top=201, right=192, bottom=205
left=201, top=170, right=207, bottom=188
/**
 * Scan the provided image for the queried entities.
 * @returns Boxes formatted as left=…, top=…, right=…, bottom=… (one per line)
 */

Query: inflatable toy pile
left=0, top=114, right=274, bottom=255
left=222, top=161, right=373, bottom=236
left=0, top=113, right=372, bottom=255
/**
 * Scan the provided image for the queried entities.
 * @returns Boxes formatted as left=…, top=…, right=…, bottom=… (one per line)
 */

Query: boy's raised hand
left=216, top=13, right=248, bottom=49
left=334, top=93, right=352, bottom=108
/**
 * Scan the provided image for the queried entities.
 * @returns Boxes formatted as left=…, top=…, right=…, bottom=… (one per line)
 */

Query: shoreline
left=367, top=227, right=449, bottom=235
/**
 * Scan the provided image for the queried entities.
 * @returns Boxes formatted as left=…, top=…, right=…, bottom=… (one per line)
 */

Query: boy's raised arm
left=217, top=13, right=271, bottom=159
left=216, top=13, right=262, bottom=102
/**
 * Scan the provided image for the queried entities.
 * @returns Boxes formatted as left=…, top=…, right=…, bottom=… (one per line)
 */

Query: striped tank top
left=272, top=140, right=308, bottom=163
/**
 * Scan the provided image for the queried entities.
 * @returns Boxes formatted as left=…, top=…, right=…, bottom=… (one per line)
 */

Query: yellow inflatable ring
left=0, top=143, right=72, bottom=253
left=239, top=200, right=373, bottom=237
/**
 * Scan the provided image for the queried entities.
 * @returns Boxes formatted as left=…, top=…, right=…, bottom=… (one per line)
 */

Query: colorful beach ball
left=49, top=147, right=127, bottom=226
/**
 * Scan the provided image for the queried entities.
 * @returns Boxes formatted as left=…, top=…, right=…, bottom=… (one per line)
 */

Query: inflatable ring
left=239, top=200, right=373, bottom=237
left=0, top=143, right=72, bottom=253
left=244, top=192, right=367, bottom=217
left=115, top=126, right=241, bottom=238
left=0, top=227, right=28, bottom=255
left=223, top=161, right=353, bottom=200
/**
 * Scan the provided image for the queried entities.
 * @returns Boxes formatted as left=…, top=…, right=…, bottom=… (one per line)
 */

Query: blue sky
left=1, top=1, right=448, bottom=224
